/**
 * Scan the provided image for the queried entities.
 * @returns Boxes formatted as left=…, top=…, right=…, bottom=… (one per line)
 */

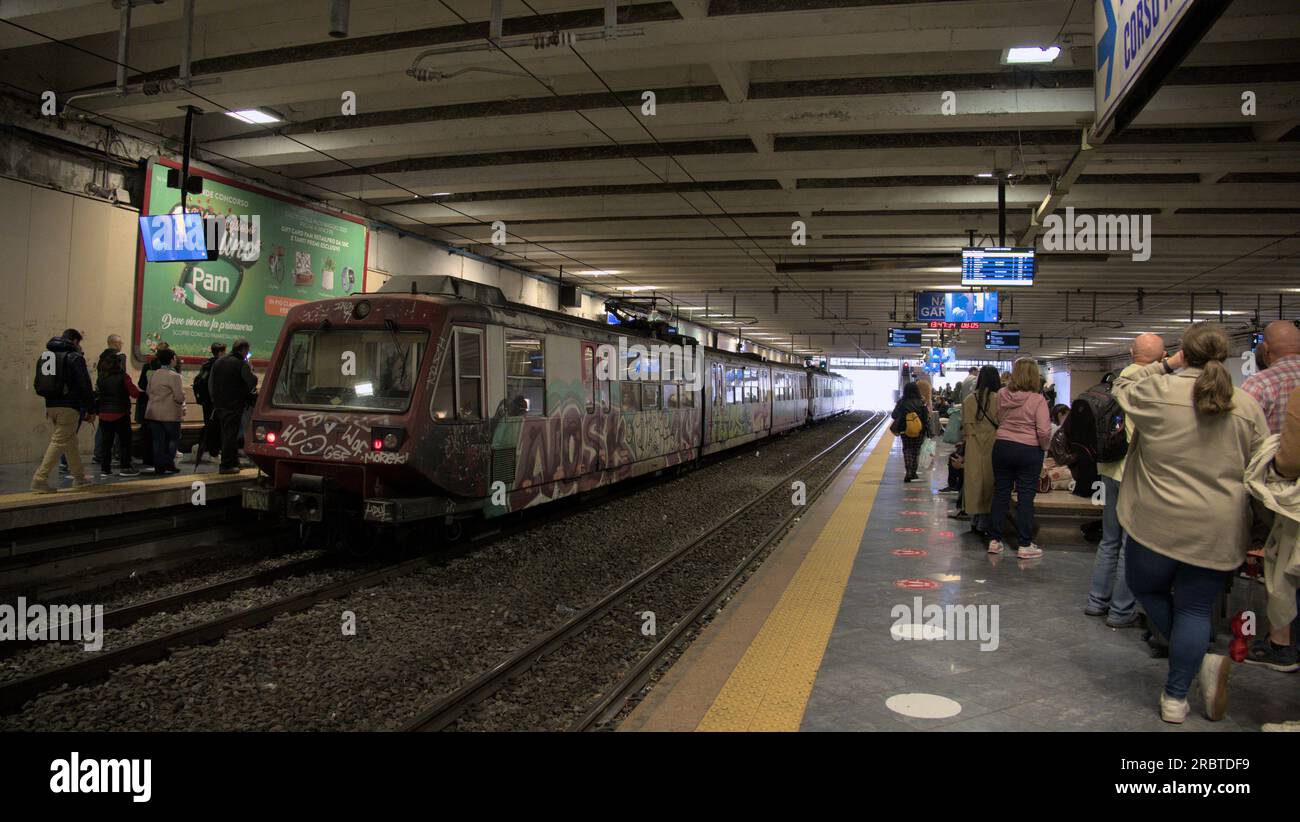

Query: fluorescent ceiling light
left=226, top=108, right=280, bottom=124
left=429, top=192, right=451, bottom=197
left=976, top=172, right=995, bottom=178
left=1004, top=46, right=1061, bottom=64
left=617, top=285, right=656, bottom=291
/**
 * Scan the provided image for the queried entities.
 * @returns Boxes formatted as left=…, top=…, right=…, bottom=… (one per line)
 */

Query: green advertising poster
left=135, top=158, right=368, bottom=362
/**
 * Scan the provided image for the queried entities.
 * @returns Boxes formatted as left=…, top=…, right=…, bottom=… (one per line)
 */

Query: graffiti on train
left=273, top=412, right=383, bottom=461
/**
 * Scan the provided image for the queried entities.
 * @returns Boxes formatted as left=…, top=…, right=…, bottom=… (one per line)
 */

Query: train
left=241, top=275, right=852, bottom=540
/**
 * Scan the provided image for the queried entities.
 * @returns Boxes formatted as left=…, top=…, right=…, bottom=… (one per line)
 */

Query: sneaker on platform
left=987, top=539, right=1004, bottom=555
left=1262, top=719, right=1300, bottom=732
left=118, top=467, right=141, bottom=476
left=69, top=477, right=93, bottom=489
left=1084, top=605, right=1108, bottom=617
left=1159, top=691, right=1189, bottom=724
left=98, top=470, right=114, bottom=479
left=29, top=481, right=57, bottom=494
left=1197, top=653, right=1231, bottom=721
left=1245, top=638, right=1300, bottom=673
left=1017, top=543, right=1043, bottom=559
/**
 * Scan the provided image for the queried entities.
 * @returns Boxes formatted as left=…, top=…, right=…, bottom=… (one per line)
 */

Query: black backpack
left=194, top=359, right=214, bottom=405
left=1067, top=383, right=1127, bottom=463
left=33, top=350, right=68, bottom=400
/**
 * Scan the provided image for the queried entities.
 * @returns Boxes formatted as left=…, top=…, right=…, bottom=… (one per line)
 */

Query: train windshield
left=271, top=329, right=427, bottom=413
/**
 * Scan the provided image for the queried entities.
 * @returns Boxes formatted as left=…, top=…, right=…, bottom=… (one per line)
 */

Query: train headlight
left=353, top=300, right=371, bottom=319
left=252, top=420, right=281, bottom=443
left=371, top=426, right=406, bottom=452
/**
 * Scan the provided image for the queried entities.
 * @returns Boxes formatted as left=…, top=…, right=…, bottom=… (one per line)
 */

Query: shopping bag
left=918, top=437, right=936, bottom=470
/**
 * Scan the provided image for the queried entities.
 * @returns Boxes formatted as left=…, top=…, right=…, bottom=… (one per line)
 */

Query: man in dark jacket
left=210, top=339, right=257, bottom=474
left=31, top=329, right=96, bottom=492
left=192, top=341, right=226, bottom=464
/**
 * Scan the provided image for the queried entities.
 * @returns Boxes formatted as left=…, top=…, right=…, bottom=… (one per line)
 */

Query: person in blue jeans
left=1085, top=335, right=1164, bottom=627
left=986, top=358, right=1051, bottom=558
left=1113, top=326, right=1268, bottom=723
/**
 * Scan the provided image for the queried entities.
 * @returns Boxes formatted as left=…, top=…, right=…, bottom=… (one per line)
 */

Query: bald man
left=1243, top=320, right=1300, bottom=434
left=1242, top=320, right=1300, bottom=673
left=1087, top=332, right=1165, bottom=628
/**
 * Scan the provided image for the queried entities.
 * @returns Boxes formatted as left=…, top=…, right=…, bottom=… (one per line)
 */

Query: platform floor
left=0, top=459, right=258, bottom=533
left=624, top=430, right=1300, bottom=732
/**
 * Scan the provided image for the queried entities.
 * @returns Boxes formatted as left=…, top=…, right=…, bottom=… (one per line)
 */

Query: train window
left=595, top=346, right=611, bottom=411
left=761, top=370, right=770, bottom=402
left=505, top=330, right=545, bottom=417
left=663, top=383, right=678, bottom=408
left=713, top=364, right=724, bottom=407
left=642, top=383, right=660, bottom=410
left=454, top=327, right=483, bottom=420
left=582, top=344, right=595, bottom=414
left=620, top=381, right=640, bottom=412
left=271, top=328, right=428, bottom=414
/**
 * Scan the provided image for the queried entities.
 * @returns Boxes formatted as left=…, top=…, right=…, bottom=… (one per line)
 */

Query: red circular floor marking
left=894, top=527, right=925, bottom=533
left=891, top=549, right=928, bottom=557
left=900, top=510, right=928, bottom=516
left=894, top=578, right=941, bottom=590
left=935, top=530, right=955, bottom=539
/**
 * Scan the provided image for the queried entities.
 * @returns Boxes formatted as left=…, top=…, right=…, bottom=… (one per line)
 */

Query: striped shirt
left=1242, top=354, right=1300, bottom=434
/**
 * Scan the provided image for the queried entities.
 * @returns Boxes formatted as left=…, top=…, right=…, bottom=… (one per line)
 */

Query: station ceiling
left=3, top=0, right=1299, bottom=359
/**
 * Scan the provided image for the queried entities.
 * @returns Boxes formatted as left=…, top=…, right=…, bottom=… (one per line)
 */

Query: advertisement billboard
left=134, top=157, right=368, bottom=363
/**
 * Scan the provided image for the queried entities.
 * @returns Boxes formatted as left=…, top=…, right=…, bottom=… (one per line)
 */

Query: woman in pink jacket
left=986, top=358, right=1051, bottom=558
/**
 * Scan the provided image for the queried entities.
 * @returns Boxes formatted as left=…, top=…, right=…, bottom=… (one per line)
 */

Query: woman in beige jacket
left=961, top=365, right=1001, bottom=536
left=144, top=348, right=186, bottom=473
left=1114, top=323, right=1269, bottom=724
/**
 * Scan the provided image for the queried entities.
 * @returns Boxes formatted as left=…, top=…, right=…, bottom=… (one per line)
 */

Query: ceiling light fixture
left=1004, top=46, right=1061, bottom=65
left=226, top=108, right=281, bottom=124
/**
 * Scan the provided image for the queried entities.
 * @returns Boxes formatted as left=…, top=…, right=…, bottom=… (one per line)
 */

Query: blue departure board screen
left=888, top=328, right=922, bottom=347
left=985, top=329, right=1021, bottom=351
left=962, top=247, right=1035, bottom=287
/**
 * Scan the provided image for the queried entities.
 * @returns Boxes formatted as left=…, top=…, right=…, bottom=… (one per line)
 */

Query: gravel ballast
left=1, top=413, right=875, bottom=731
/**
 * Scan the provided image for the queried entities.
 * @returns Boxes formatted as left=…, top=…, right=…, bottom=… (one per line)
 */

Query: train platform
left=0, top=459, right=259, bottom=534
left=623, top=430, right=1300, bottom=732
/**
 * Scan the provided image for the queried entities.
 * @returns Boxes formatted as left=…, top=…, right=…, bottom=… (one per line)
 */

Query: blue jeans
left=1087, top=475, right=1136, bottom=621
left=1125, top=536, right=1229, bottom=700
left=987, top=440, right=1044, bottom=547
left=150, top=421, right=181, bottom=471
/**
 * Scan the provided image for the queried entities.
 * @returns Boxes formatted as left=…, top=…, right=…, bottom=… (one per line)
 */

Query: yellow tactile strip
left=696, top=431, right=894, bottom=731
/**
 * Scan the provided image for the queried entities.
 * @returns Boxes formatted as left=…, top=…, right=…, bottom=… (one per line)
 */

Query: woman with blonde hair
left=1116, top=323, right=1268, bottom=723
left=986, top=358, right=1051, bottom=558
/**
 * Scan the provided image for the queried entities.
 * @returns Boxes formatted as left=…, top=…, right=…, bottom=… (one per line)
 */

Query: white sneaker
left=1017, top=543, right=1043, bottom=559
left=1159, top=691, right=1189, bottom=724
left=1262, top=719, right=1300, bottom=732
left=1197, top=653, right=1230, bottom=721
left=987, top=539, right=1004, bottom=554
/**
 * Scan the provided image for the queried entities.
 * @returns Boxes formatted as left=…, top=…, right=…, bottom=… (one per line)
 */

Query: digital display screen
left=606, top=312, right=622, bottom=325
left=945, top=291, right=999, bottom=323
left=927, top=347, right=956, bottom=364
left=1252, top=332, right=1264, bottom=350
left=139, top=213, right=212, bottom=262
left=985, top=329, right=1021, bottom=351
left=962, top=247, right=1035, bottom=287
left=888, top=328, right=922, bottom=347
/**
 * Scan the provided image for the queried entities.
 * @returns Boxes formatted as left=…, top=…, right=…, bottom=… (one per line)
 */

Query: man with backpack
left=1083, top=332, right=1164, bottom=628
left=192, top=342, right=226, bottom=464
left=31, top=329, right=96, bottom=493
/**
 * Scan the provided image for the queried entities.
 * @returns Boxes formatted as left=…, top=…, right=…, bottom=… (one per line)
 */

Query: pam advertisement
left=134, top=157, right=368, bottom=362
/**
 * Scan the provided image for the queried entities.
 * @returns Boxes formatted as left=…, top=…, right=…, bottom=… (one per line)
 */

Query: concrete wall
left=1, top=178, right=139, bottom=465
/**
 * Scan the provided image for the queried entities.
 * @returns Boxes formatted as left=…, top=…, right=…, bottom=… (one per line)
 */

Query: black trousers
left=901, top=435, right=923, bottom=477
left=215, top=408, right=243, bottom=469
left=200, top=403, right=221, bottom=456
left=97, top=416, right=133, bottom=471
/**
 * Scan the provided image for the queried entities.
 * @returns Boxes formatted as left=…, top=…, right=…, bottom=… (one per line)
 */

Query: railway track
left=0, top=413, right=876, bottom=719
left=400, top=411, right=889, bottom=732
